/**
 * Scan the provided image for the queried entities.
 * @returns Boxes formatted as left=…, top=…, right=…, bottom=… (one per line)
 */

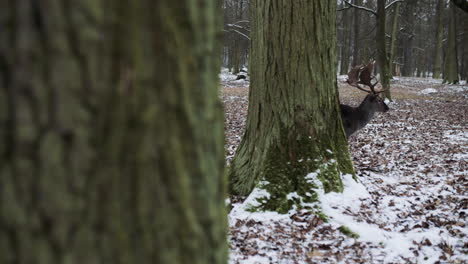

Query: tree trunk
left=351, top=0, right=362, bottom=67
left=340, top=8, right=352, bottom=75
left=461, top=15, right=468, bottom=81
left=376, top=0, right=391, bottom=100
left=229, top=0, right=354, bottom=212
left=0, top=1, right=226, bottom=264
left=229, top=38, right=242, bottom=74
left=228, top=0, right=245, bottom=74
left=443, top=2, right=459, bottom=84
left=452, top=0, right=468, bottom=13
left=433, top=0, right=444, bottom=79
left=388, top=2, right=401, bottom=78
left=401, top=0, right=417, bottom=76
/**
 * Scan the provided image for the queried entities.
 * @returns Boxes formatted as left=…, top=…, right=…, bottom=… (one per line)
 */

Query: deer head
left=341, top=60, right=389, bottom=138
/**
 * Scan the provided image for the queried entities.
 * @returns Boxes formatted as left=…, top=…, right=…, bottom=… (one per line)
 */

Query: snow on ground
left=420, top=88, right=438, bottom=94
left=223, top=75, right=468, bottom=264
left=220, top=68, right=249, bottom=88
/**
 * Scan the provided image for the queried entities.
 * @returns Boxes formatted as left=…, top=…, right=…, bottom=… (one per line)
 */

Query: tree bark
left=451, top=0, right=468, bottom=13
left=401, top=0, right=417, bottom=76
left=352, top=0, right=362, bottom=67
left=433, top=0, right=445, bottom=79
left=443, top=2, right=460, bottom=84
left=388, top=2, right=401, bottom=78
left=461, top=14, right=468, bottom=81
left=0, top=1, right=226, bottom=263
left=376, top=0, right=391, bottom=100
left=229, top=0, right=354, bottom=212
left=340, top=8, right=352, bottom=75
left=228, top=0, right=245, bottom=74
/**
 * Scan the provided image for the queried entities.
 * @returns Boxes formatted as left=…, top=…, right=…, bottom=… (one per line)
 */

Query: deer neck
left=356, top=99, right=377, bottom=127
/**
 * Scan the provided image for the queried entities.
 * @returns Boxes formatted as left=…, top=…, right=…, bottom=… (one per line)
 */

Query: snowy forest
left=0, top=0, right=466, bottom=264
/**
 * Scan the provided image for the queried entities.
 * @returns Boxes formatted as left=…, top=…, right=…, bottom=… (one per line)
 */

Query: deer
left=340, top=60, right=389, bottom=139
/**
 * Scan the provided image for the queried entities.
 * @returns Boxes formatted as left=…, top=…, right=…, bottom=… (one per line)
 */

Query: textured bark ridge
left=0, top=1, right=226, bottom=263
left=376, top=0, right=391, bottom=100
left=229, top=0, right=355, bottom=213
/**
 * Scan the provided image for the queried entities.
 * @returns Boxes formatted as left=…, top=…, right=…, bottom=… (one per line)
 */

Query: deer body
left=340, top=94, right=389, bottom=138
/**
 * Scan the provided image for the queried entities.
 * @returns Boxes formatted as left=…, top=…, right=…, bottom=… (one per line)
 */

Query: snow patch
left=318, top=174, right=467, bottom=263
left=444, top=130, right=468, bottom=143
left=419, top=88, right=438, bottom=94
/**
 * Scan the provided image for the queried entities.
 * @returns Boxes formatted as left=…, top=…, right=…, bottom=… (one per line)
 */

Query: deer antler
left=346, top=65, right=364, bottom=87
left=358, top=60, right=375, bottom=87
left=346, top=60, right=387, bottom=94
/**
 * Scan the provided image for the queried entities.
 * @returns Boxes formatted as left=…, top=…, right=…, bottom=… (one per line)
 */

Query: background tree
left=451, top=0, right=468, bottom=13
left=400, top=0, right=417, bottom=76
left=0, top=1, right=226, bottom=263
left=340, top=0, right=402, bottom=99
left=388, top=1, right=401, bottom=78
left=454, top=0, right=468, bottom=81
left=433, top=0, right=445, bottom=79
left=223, top=0, right=250, bottom=73
left=229, top=0, right=354, bottom=212
left=443, top=1, right=460, bottom=84
left=352, top=0, right=363, bottom=67
left=339, top=3, right=353, bottom=74
left=376, top=0, right=391, bottom=99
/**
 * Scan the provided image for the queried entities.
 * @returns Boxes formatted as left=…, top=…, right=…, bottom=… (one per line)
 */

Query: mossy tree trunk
left=376, top=0, right=391, bottom=100
left=443, top=2, right=459, bottom=84
left=433, top=0, right=445, bottom=79
left=229, top=0, right=354, bottom=213
left=0, top=1, right=226, bottom=264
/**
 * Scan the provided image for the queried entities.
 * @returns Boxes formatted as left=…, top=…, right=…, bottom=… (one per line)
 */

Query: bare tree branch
left=226, top=23, right=250, bottom=32
left=223, top=29, right=250, bottom=40
left=337, top=5, right=352, bottom=12
left=342, top=0, right=377, bottom=16
left=232, top=20, right=249, bottom=25
left=385, top=0, right=404, bottom=10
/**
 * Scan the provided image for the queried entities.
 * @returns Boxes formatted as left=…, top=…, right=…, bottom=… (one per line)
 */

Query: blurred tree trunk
left=229, top=0, right=354, bottom=211
left=376, top=0, right=391, bottom=100
left=401, top=0, right=417, bottom=76
left=0, top=1, right=226, bottom=264
left=227, top=0, right=248, bottom=74
left=458, top=5, right=468, bottom=81
left=228, top=0, right=244, bottom=74
left=351, top=0, right=362, bottom=67
left=340, top=8, right=352, bottom=75
left=228, top=38, right=241, bottom=73
left=443, top=2, right=459, bottom=84
left=388, top=2, right=401, bottom=78
left=451, top=0, right=468, bottom=13
left=433, top=0, right=444, bottom=79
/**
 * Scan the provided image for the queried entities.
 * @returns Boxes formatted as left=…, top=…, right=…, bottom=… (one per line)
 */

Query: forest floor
left=221, top=69, right=468, bottom=264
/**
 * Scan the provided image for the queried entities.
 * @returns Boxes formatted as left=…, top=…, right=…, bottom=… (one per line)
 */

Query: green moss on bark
left=338, top=225, right=360, bottom=238
left=244, top=124, right=352, bottom=213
